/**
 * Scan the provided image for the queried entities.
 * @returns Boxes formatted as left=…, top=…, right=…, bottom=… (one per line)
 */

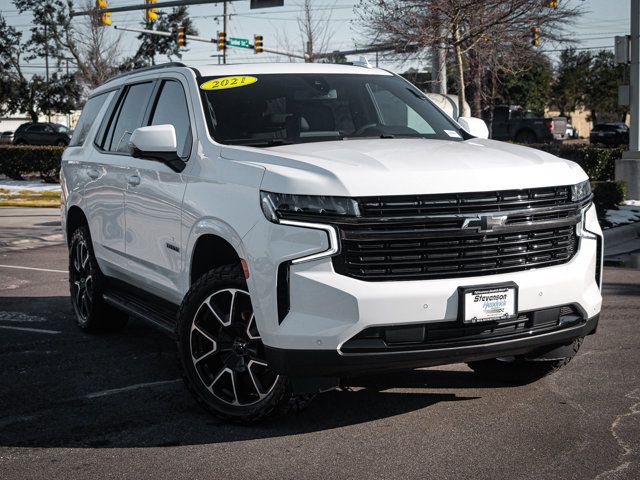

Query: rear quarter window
left=69, top=93, right=110, bottom=147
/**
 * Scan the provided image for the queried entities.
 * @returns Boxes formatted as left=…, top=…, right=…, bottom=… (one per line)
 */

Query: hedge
left=0, top=145, right=64, bottom=183
left=526, top=143, right=624, bottom=182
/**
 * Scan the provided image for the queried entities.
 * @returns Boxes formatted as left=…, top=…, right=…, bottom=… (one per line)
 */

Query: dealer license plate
left=461, top=285, right=517, bottom=324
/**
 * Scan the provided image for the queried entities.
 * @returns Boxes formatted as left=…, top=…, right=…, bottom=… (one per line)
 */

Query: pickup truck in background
left=488, top=105, right=567, bottom=144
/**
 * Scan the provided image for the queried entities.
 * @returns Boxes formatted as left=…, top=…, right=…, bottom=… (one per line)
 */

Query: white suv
left=61, top=62, right=602, bottom=422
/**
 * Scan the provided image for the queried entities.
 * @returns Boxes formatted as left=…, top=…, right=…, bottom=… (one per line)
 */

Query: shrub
left=592, top=181, right=626, bottom=219
left=0, top=145, right=64, bottom=183
left=525, top=144, right=624, bottom=182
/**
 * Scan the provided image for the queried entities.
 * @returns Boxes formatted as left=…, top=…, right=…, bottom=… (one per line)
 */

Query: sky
left=0, top=0, right=632, bottom=76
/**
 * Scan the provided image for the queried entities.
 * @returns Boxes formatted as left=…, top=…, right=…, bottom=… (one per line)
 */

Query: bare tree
left=357, top=0, right=581, bottom=117
left=14, top=0, right=121, bottom=92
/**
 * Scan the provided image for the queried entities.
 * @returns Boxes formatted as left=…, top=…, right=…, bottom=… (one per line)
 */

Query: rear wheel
left=177, top=265, right=309, bottom=422
left=68, top=226, right=128, bottom=332
left=467, top=338, right=583, bottom=384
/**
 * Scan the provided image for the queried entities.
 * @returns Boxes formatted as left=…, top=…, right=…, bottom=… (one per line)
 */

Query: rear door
left=85, top=81, right=155, bottom=277
left=123, top=77, right=193, bottom=301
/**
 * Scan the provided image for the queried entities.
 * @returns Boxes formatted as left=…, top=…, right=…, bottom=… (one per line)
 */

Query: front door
left=123, top=78, right=193, bottom=302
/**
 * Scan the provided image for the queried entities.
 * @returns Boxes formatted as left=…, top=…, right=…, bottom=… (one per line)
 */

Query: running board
left=103, top=290, right=177, bottom=336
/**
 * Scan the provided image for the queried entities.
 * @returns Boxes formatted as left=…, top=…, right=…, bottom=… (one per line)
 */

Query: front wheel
left=176, top=265, right=307, bottom=422
left=467, top=338, right=583, bottom=384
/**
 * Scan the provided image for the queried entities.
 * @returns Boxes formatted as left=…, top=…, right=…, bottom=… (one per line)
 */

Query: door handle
left=87, top=168, right=99, bottom=180
left=127, top=174, right=141, bottom=186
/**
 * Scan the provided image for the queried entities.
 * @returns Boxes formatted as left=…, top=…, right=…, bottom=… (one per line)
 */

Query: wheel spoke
left=205, top=296, right=231, bottom=327
left=247, top=360, right=268, bottom=398
left=81, top=246, right=90, bottom=271
left=246, top=313, right=260, bottom=340
left=209, top=367, right=239, bottom=405
left=191, top=323, right=217, bottom=345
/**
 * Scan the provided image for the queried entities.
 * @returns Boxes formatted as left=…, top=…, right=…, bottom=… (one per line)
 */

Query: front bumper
left=266, top=314, right=599, bottom=376
left=242, top=203, right=603, bottom=374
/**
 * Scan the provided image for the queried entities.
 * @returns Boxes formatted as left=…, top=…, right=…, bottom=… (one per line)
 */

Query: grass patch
left=0, top=189, right=61, bottom=207
left=0, top=198, right=60, bottom=207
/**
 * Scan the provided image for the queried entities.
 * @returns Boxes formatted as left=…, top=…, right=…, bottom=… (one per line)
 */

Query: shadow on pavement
left=0, top=295, right=484, bottom=449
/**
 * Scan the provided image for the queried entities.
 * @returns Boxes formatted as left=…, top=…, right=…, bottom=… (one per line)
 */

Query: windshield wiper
left=224, top=138, right=296, bottom=147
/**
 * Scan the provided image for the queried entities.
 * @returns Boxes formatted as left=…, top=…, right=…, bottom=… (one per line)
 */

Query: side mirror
left=457, top=117, right=489, bottom=139
left=128, top=125, right=186, bottom=173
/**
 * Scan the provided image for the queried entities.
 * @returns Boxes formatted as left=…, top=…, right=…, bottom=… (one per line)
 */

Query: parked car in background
left=0, top=131, right=14, bottom=144
left=488, top=105, right=567, bottom=144
left=565, top=123, right=577, bottom=139
left=589, top=123, right=629, bottom=147
left=12, top=122, right=71, bottom=146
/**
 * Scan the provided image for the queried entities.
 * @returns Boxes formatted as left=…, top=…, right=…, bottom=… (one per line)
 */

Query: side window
left=105, top=82, right=154, bottom=153
left=27, top=125, right=45, bottom=133
left=69, top=92, right=109, bottom=147
left=148, top=80, right=192, bottom=158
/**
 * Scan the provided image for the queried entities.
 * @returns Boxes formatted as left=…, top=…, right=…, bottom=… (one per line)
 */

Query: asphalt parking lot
left=1, top=244, right=639, bottom=480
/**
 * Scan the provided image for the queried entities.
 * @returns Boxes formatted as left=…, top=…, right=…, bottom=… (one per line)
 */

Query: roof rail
left=104, top=62, right=187, bottom=84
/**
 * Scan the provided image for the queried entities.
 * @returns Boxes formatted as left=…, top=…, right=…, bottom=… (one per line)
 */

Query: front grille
left=328, top=186, right=586, bottom=282
left=341, top=305, right=584, bottom=353
left=333, top=225, right=577, bottom=281
left=358, top=186, right=571, bottom=217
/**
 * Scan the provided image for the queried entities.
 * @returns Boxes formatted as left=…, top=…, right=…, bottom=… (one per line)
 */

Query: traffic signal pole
left=618, top=0, right=640, bottom=199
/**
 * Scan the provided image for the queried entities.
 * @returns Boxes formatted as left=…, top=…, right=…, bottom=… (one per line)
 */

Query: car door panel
left=84, top=82, right=155, bottom=276
left=123, top=77, right=193, bottom=302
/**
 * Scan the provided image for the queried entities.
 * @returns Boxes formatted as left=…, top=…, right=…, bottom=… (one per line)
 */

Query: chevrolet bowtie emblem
left=461, top=215, right=508, bottom=231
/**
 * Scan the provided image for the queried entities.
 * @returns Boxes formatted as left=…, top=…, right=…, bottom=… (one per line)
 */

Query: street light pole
left=618, top=0, right=640, bottom=199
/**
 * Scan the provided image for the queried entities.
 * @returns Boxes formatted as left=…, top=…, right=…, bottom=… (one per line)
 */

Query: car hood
left=220, top=138, right=587, bottom=197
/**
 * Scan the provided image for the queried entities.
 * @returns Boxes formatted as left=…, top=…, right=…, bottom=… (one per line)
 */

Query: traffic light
left=531, top=26, right=540, bottom=47
left=177, top=26, right=187, bottom=47
left=254, top=34, right=263, bottom=53
left=96, top=0, right=111, bottom=26
left=544, top=0, right=558, bottom=8
left=218, top=31, right=226, bottom=51
left=145, top=0, right=158, bottom=22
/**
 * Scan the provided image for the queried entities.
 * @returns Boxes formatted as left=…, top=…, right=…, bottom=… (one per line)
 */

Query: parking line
left=0, top=325, right=61, bottom=334
left=0, top=264, right=67, bottom=274
left=85, top=379, right=182, bottom=399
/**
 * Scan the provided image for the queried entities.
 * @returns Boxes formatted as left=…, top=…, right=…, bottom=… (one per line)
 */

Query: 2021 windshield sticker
left=200, top=76, right=258, bottom=91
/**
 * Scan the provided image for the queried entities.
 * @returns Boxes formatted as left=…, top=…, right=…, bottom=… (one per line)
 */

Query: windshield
left=198, top=73, right=465, bottom=147
left=55, top=124, right=70, bottom=133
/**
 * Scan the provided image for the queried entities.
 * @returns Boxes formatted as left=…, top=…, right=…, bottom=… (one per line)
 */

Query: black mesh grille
left=341, top=305, right=584, bottom=353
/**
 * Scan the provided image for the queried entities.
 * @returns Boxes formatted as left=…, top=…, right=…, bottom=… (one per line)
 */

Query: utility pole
left=223, top=1, right=227, bottom=64
left=618, top=0, right=640, bottom=199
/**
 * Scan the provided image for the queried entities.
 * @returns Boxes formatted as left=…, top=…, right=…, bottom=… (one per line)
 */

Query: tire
left=176, top=264, right=311, bottom=423
left=467, top=338, right=583, bottom=384
left=515, top=130, right=538, bottom=144
left=68, top=226, right=128, bottom=333
left=56, top=139, right=67, bottom=147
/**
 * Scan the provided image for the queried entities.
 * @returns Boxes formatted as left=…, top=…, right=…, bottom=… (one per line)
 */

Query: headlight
left=260, top=191, right=360, bottom=223
left=571, top=180, right=591, bottom=202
